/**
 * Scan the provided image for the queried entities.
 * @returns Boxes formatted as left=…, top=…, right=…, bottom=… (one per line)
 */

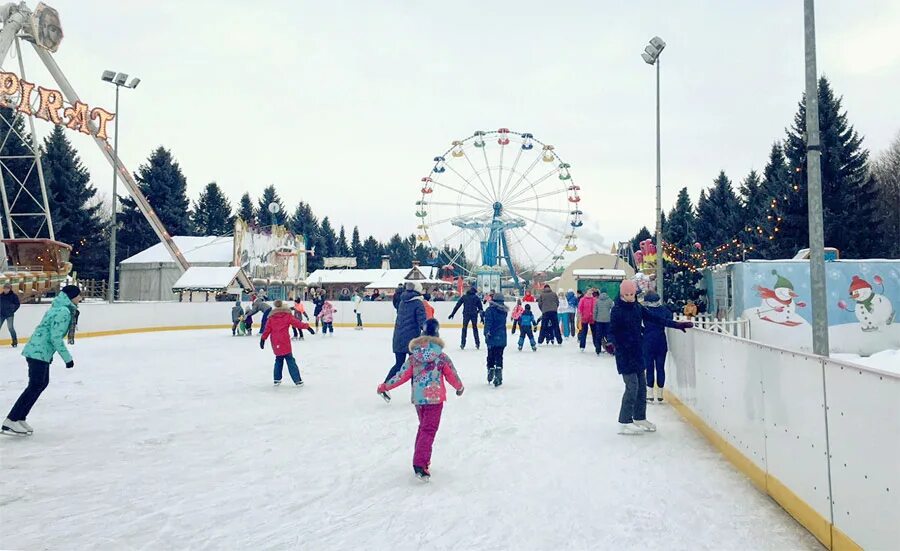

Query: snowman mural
left=838, top=275, right=895, bottom=332
left=753, top=270, right=807, bottom=327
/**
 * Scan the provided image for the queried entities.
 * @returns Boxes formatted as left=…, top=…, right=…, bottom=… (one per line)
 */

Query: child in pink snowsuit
left=317, top=301, right=336, bottom=335
left=377, top=319, right=464, bottom=481
left=510, top=299, right=524, bottom=334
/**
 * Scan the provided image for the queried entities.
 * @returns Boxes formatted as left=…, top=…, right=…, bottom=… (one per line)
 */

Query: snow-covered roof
left=573, top=268, right=626, bottom=278
left=366, top=267, right=443, bottom=289
left=172, top=266, right=251, bottom=291
left=121, top=236, right=234, bottom=265
left=307, top=266, right=441, bottom=288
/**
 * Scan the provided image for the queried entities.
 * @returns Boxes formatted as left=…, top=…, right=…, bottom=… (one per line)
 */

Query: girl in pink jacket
left=317, top=301, right=336, bottom=335
left=377, top=319, right=464, bottom=481
left=510, top=299, right=525, bottom=334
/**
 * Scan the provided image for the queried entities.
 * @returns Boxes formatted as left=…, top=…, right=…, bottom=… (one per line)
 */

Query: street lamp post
left=101, top=70, right=140, bottom=303
left=642, top=36, right=666, bottom=300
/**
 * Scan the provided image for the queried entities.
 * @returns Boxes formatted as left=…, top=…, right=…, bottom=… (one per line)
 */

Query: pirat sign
left=0, top=71, right=114, bottom=140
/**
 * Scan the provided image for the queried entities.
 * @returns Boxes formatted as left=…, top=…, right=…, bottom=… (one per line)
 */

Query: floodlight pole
left=106, top=82, right=120, bottom=303
left=654, top=57, right=663, bottom=301
left=804, top=0, right=829, bottom=356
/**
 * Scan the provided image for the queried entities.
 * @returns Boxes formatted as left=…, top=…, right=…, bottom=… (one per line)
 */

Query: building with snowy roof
left=306, top=257, right=447, bottom=300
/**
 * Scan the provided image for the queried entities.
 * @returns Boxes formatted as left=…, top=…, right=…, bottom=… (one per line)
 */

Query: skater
left=236, top=312, right=249, bottom=336
left=523, top=290, right=536, bottom=303
left=642, top=292, right=673, bottom=403
left=249, top=291, right=273, bottom=335
left=260, top=299, right=315, bottom=386
left=67, top=305, right=80, bottom=345
left=593, top=290, right=614, bottom=352
left=448, top=284, right=483, bottom=350
left=377, top=319, right=464, bottom=482
left=392, top=283, right=405, bottom=310
left=608, top=281, right=692, bottom=435
left=292, top=297, right=310, bottom=339
left=381, top=281, right=427, bottom=402
left=231, top=300, right=243, bottom=336
left=510, top=298, right=524, bottom=334
left=483, top=293, right=509, bottom=386
left=317, top=299, right=336, bottom=335
left=557, top=289, right=573, bottom=339
left=565, top=289, right=578, bottom=337
left=537, top=284, right=562, bottom=345
left=517, top=304, right=538, bottom=351
left=243, top=308, right=254, bottom=336
left=352, top=290, right=364, bottom=330
left=3, top=285, right=81, bottom=436
left=313, top=289, right=326, bottom=329
left=577, top=289, right=600, bottom=354
left=1, top=283, right=20, bottom=347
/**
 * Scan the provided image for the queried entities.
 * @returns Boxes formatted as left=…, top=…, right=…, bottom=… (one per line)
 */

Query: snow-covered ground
left=0, top=329, right=821, bottom=550
left=833, top=349, right=900, bottom=375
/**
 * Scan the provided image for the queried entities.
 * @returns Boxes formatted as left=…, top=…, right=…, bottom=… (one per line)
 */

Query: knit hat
left=620, top=280, right=637, bottom=295
left=493, top=293, right=506, bottom=303
left=61, top=285, right=81, bottom=300
left=423, top=318, right=440, bottom=337
left=849, top=276, right=871, bottom=294
left=644, top=291, right=660, bottom=303
left=771, top=270, right=793, bottom=290
left=405, top=281, right=415, bottom=291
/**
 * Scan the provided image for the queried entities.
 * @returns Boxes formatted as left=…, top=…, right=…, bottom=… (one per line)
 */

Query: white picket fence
left=675, top=313, right=750, bottom=339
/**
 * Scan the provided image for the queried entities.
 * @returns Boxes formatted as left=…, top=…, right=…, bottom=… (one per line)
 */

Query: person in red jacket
left=577, top=289, right=600, bottom=354
left=261, top=300, right=315, bottom=386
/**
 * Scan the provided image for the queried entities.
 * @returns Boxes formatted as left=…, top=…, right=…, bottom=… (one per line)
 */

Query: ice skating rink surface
left=0, top=328, right=822, bottom=550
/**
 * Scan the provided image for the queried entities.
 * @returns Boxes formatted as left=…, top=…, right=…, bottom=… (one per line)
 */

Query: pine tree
left=630, top=226, right=652, bottom=252
left=237, top=193, right=256, bottom=226
left=256, top=185, right=286, bottom=227
left=0, top=106, right=45, bottom=237
left=289, top=201, right=322, bottom=269
left=694, top=171, right=743, bottom=261
left=783, top=77, right=878, bottom=258
left=665, top=187, right=696, bottom=248
left=757, top=142, right=793, bottom=259
left=738, top=170, right=767, bottom=259
left=337, top=226, right=350, bottom=256
left=318, top=217, right=337, bottom=259
left=117, top=147, right=192, bottom=261
left=191, top=182, right=234, bottom=236
left=41, top=126, right=108, bottom=279
left=871, top=133, right=900, bottom=258
left=362, top=235, right=382, bottom=268
left=386, top=233, right=412, bottom=268
left=350, top=226, right=363, bottom=266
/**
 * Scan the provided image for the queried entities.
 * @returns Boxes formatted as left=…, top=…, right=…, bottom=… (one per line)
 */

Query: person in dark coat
left=392, top=284, right=405, bottom=310
left=448, top=284, right=484, bottom=349
left=381, top=281, right=427, bottom=402
left=1, top=283, right=21, bottom=347
left=609, top=281, right=691, bottom=435
left=483, top=294, right=508, bottom=387
left=536, top=284, right=562, bottom=345
left=641, top=291, right=674, bottom=403
left=312, top=289, right=326, bottom=329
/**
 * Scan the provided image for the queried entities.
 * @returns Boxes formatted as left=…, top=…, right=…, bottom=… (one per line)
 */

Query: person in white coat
left=352, top=290, right=365, bottom=330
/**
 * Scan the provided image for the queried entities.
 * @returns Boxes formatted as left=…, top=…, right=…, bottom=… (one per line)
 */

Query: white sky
left=7, top=0, right=899, bottom=251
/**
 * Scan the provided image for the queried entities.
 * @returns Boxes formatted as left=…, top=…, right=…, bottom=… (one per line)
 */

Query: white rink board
left=824, top=358, right=900, bottom=549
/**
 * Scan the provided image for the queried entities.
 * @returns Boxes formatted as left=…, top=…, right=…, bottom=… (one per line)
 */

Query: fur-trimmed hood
left=270, top=304, right=293, bottom=315
left=408, top=334, right=445, bottom=352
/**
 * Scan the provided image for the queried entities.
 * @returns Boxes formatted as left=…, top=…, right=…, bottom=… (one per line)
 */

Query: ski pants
left=8, top=358, right=50, bottom=421
left=578, top=322, right=600, bottom=353
left=0, top=314, right=16, bottom=343
left=461, top=314, right=480, bottom=348
left=618, top=371, right=648, bottom=424
left=567, top=313, right=576, bottom=337
left=413, top=403, right=443, bottom=469
left=644, top=349, right=667, bottom=388
left=518, top=326, right=536, bottom=349
left=384, top=352, right=408, bottom=383
left=232, top=320, right=240, bottom=335
left=558, top=312, right=572, bottom=338
left=487, top=346, right=505, bottom=369
left=321, top=322, right=333, bottom=334
left=596, top=322, right=610, bottom=348
left=511, top=318, right=520, bottom=334
left=273, top=354, right=302, bottom=384
left=538, top=311, right=562, bottom=344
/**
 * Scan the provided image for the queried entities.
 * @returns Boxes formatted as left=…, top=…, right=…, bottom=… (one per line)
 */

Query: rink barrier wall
left=666, top=328, right=898, bottom=551
left=0, top=300, right=521, bottom=345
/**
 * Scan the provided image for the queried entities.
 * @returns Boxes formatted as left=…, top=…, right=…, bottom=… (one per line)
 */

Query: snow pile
left=833, top=349, right=900, bottom=376
left=0, top=330, right=820, bottom=550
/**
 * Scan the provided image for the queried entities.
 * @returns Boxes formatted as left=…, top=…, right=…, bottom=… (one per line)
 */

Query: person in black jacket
left=312, top=289, right=326, bottom=329
left=392, top=284, right=405, bottom=310
left=1, top=284, right=21, bottom=347
left=381, top=281, right=427, bottom=402
left=609, top=280, right=691, bottom=435
left=448, top=284, right=483, bottom=350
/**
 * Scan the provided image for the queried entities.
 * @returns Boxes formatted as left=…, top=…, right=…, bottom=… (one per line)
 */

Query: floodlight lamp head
left=101, top=70, right=115, bottom=82
left=113, top=73, right=128, bottom=85
left=641, top=52, right=655, bottom=65
left=127, top=77, right=140, bottom=89
left=650, top=36, right=666, bottom=51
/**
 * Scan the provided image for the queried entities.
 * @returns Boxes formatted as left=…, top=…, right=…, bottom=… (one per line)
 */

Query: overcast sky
left=8, top=0, right=899, bottom=252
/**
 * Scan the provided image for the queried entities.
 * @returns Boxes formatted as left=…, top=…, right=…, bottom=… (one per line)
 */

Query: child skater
left=608, top=281, right=692, bottom=435
left=510, top=298, right=524, bottom=334
left=260, top=300, right=316, bottom=386
left=243, top=307, right=254, bottom=336
left=483, top=293, right=509, bottom=387
left=231, top=300, right=243, bottom=336
left=292, top=297, right=310, bottom=340
left=377, top=319, right=464, bottom=482
left=317, top=299, right=336, bottom=335
left=517, top=304, right=538, bottom=351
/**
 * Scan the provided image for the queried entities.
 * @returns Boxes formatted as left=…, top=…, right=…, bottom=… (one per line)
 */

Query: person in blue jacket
left=483, top=293, right=509, bottom=387
left=641, top=291, right=673, bottom=403
left=517, top=304, right=538, bottom=352
left=381, top=281, right=427, bottom=402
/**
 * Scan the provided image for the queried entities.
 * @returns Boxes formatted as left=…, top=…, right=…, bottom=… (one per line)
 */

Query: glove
left=604, top=342, right=616, bottom=355
left=307, top=327, right=316, bottom=335
left=676, top=321, right=694, bottom=332
left=456, top=387, right=465, bottom=396
left=377, top=383, right=387, bottom=394
left=448, top=314, right=454, bottom=320
left=65, top=360, right=75, bottom=369
left=259, top=339, right=265, bottom=349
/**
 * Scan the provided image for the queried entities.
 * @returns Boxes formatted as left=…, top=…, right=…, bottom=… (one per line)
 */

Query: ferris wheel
left=415, top=128, right=583, bottom=291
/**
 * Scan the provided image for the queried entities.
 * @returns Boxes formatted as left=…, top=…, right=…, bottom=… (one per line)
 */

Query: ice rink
left=0, top=328, right=822, bottom=550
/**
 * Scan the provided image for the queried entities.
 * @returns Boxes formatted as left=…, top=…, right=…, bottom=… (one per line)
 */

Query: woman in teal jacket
left=2, top=285, right=82, bottom=436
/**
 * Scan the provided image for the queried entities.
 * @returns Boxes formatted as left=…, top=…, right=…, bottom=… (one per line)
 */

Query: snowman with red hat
left=840, top=275, right=894, bottom=332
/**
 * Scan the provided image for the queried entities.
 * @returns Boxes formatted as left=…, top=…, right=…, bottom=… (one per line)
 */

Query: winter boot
left=18, top=420, right=33, bottom=434
left=2, top=418, right=28, bottom=436
left=487, top=367, right=494, bottom=384
left=656, top=387, right=665, bottom=403
left=618, top=423, right=645, bottom=435
left=634, top=419, right=657, bottom=432
left=413, top=465, right=431, bottom=482
left=493, top=368, right=503, bottom=387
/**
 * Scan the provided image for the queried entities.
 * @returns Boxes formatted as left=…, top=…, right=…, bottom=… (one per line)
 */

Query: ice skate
left=273, top=380, right=282, bottom=386
left=380, top=390, right=391, bottom=403
left=413, top=465, right=431, bottom=482
left=2, top=418, right=28, bottom=436
left=487, top=367, right=494, bottom=384
left=531, top=345, right=537, bottom=351
left=518, top=345, right=523, bottom=351
left=646, top=389, right=655, bottom=403
left=295, top=380, right=304, bottom=387
left=618, top=422, right=645, bottom=435
left=18, top=420, right=33, bottom=434
left=493, top=369, right=503, bottom=387
left=656, top=387, right=665, bottom=403
left=634, top=419, right=657, bottom=432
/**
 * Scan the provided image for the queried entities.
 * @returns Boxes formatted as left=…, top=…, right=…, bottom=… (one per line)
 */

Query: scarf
left=858, top=294, right=875, bottom=313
